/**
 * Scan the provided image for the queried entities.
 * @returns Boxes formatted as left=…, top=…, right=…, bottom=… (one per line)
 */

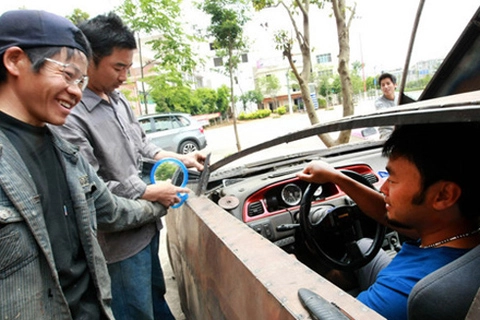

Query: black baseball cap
left=0, top=10, right=91, bottom=57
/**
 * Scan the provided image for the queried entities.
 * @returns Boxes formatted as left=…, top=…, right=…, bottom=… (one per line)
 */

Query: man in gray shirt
left=375, top=73, right=398, bottom=110
left=53, top=12, right=204, bottom=320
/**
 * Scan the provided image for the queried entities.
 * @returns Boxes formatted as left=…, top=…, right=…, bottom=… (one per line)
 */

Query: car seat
left=407, top=244, right=480, bottom=319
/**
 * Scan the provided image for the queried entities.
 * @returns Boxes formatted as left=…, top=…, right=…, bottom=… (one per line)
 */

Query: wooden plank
left=166, top=195, right=385, bottom=320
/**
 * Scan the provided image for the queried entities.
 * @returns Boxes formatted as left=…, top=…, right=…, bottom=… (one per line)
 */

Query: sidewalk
left=160, top=218, right=186, bottom=319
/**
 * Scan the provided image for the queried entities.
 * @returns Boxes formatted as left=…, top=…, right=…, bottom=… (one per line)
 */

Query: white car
left=138, top=113, right=207, bottom=154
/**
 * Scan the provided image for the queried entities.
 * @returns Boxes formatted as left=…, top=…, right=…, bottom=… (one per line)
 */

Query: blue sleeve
left=357, top=279, right=408, bottom=320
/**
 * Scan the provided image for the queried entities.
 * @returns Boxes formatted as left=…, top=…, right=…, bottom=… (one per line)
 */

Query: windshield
left=205, top=1, right=480, bottom=171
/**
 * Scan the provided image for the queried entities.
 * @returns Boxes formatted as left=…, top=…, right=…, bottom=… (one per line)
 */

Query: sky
left=2, top=0, right=479, bottom=77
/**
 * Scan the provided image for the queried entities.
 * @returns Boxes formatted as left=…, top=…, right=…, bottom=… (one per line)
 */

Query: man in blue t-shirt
left=298, top=122, right=480, bottom=320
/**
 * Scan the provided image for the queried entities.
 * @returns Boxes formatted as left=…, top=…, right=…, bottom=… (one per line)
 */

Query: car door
left=148, top=115, right=181, bottom=152
left=138, top=117, right=154, bottom=134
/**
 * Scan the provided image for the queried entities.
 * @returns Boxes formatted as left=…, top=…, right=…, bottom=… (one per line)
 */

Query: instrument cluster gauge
left=313, top=185, right=323, bottom=197
left=281, top=183, right=302, bottom=206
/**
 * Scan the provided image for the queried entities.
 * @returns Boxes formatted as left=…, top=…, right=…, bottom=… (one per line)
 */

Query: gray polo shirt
left=53, top=89, right=162, bottom=263
left=375, top=94, right=398, bottom=110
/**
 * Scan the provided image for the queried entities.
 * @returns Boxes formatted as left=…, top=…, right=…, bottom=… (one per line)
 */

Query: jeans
left=355, top=238, right=392, bottom=291
left=108, top=231, right=175, bottom=320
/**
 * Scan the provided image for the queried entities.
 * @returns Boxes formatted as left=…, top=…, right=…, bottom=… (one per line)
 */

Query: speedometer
left=281, top=183, right=302, bottom=206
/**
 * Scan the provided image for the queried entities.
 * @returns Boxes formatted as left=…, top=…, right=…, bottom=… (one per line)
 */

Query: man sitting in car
left=298, top=122, right=480, bottom=320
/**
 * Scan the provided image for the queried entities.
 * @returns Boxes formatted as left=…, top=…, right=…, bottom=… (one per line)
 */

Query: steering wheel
left=298, top=170, right=386, bottom=271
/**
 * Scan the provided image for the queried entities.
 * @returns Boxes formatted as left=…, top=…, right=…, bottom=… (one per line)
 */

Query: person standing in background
left=52, top=12, right=205, bottom=320
left=375, top=73, right=398, bottom=110
left=375, top=73, right=398, bottom=138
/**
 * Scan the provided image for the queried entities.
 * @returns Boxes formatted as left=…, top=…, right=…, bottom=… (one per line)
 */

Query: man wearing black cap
left=0, top=10, right=173, bottom=320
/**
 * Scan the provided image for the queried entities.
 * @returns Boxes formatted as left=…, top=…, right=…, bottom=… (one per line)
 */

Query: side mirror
left=150, top=158, right=189, bottom=208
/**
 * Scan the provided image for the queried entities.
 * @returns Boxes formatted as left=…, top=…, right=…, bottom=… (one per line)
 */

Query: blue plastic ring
left=150, top=158, right=189, bottom=208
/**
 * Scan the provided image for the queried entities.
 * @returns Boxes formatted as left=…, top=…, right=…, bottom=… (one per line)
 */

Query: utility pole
left=137, top=32, right=148, bottom=115
left=286, top=70, right=293, bottom=114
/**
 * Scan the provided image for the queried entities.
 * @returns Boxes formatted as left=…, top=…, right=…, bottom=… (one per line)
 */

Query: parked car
left=351, top=126, right=380, bottom=141
left=137, top=113, right=207, bottom=154
left=164, top=5, right=480, bottom=320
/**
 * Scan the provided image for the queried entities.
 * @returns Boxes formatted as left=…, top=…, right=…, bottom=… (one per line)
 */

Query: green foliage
left=66, top=8, right=90, bottom=25
left=273, top=29, right=294, bottom=58
left=216, top=85, right=231, bottom=115
left=248, top=89, right=264, bottom=104
left=153, top=162, right=179, bottom=181
left=200, top=0, right=251, bottom=75
left=331, top=76, right=341, bottom=94
left=193, top=88, right=218, bottom=114
left=275, top=106, right=287, bottom=115
left=405, top=75, right=432, bottom=91
left=252, top=0, right=276, bottom=10
left=317, top=75, right=336, bottom=97
left=256, top=74, right=281, bottom=97
left=200, top=0, right=251, bottom=124
left=147, top=66, right=193, bottom=113
left=238, top=109, right=272, bottom=120
left=119, top=88, right=134, bottom=102
left=365, top=76, right=376, bottom=91
left=117, top=0, right=200, bottom=114
left=118, top=0, right=197, bottom=73
left=317, top=96, right=327, bottom=108
left=351, top=74, right=364, bottom=95
left=351, top=61, right=362, bottom=76
left=202, top=0, right=250, bottom=52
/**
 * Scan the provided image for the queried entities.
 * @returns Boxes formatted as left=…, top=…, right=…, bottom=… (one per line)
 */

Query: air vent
left=223, top=178, right=244, bottom=187
left=363, top=173, right=379, bottom=185
left=248, top=201, right=264, bottom=217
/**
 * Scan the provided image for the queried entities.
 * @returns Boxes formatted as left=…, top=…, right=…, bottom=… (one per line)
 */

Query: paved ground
left=159, top=218, right=186, bottom=319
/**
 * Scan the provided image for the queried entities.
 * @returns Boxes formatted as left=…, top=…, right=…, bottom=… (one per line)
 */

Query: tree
left=66, top=8, right=89, bottom=25
left=193, top=87, right=219, bottom=114
left=253, top=0, right=322, bottom=137
left=239, top=89, right=264, bottom=112
left=147, top=67, right=194, bottom=113
left=117, top=0, right=198, bottom=114
left=331, top=0, right=356, bottom=144
left=247, top=89, right=264, bottom=109
left=256, top=74, right=281, bottom=110
left=216, top=85, right=231, bottom=117
left=253, top=0, right=357, bottom=147
left=200, top=0, right=251, bottom=151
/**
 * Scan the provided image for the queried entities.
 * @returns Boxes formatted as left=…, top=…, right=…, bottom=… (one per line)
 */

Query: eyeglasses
left=44, top=58, right=89, bottom=91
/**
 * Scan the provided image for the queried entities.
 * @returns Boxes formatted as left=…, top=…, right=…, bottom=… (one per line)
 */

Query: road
left=202, top=100, right=377, bottom=164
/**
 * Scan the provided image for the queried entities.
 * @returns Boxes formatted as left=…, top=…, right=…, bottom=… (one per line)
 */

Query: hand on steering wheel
left=298, top=170, right=386, bottom=271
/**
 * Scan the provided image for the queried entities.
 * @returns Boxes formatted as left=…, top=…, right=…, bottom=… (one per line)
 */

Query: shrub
left=317, top=96, right=327, bottom=108
left=238, top=109, right=272, bottom=120
left=275, top=106, right=287, bottom=115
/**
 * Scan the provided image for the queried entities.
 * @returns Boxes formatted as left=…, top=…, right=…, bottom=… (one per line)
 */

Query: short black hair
left=78, top=12, right=136, bottom=65
left=382, top=122, right=480, bottom=218
left=379, top=73, right=396, bottom=85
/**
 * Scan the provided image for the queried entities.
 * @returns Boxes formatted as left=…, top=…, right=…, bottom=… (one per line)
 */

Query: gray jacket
left=0, top=129, right=166, bottom=319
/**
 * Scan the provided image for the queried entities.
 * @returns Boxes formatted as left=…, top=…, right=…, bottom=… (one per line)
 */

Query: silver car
left=138, top=113, right=207, bottom=154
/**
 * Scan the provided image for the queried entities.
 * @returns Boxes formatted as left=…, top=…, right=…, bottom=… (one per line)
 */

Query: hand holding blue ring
left=150, top=158, right=189, bottom=208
